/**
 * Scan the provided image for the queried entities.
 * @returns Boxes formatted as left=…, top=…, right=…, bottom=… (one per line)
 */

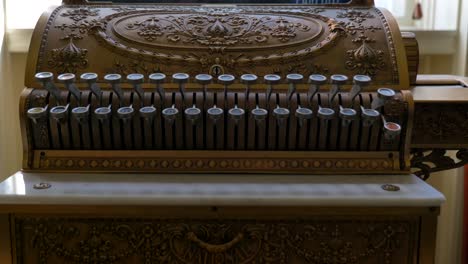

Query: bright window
left=6, top=0, right=61, bottom=29
left=375, top=0, right=409, bottom=18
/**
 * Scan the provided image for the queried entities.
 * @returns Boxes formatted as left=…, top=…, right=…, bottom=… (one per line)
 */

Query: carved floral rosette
left=30, top=5, right=405, bottom=86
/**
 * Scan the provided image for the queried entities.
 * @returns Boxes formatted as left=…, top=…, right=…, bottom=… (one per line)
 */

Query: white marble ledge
left=0, top=172, right=445, bottom=207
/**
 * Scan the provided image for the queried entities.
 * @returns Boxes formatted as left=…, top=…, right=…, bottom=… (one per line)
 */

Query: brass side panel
left=412, top=103, right=468, bottom=148
left=14, top=216, right=419, bottom=264
left=411, top=78, right=468, bottom=148
left=402, top=32, right=419, bottom=85
left=26, top=5, right=409, bottom=89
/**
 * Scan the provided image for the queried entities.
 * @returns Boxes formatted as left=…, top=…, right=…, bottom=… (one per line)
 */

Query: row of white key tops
left=27, top=72, right=401, bottom=139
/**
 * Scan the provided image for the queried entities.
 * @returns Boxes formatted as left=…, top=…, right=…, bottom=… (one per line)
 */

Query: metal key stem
left=58, top=73, right=81, bottom=102
left=382, top=116, right=401, bottom=141
left=162, top=104, right=179, bottom=125
left=349, top=75, right=371, bottom=106
left=149, top=73, right=167, bottom=108
left=58, top=73, right=89, bottom=124
left=308, top=74, right=327, bottom=107
left=264, top=74, right=281, bottom=109
left=218, top=74, right=235, bottom=102
left=329, top=74, right=348, bottom=106
left=360, top=106, right=381, bottom=127
left=207, top=105, right=224, bottom=124
left=317, top=106, right=335, bottom=149
left=195, top=74, right=213, bottom=103
left=286, top=74, right=302, bottom=108
left=371, top=88, right=396, bottom=109
left=172, top=73, right=190, bottom=107
left=339, top=105, right=357, bottom=127
left=127, top=73, right=145, bottom=107
left=104, top=74, right=124, bottom=107
left=81, top=73, right=102, bottom=105
left=185, top=104, right=202, bottom=126
left=219, top=75, right=244, bottom=124
left=35, top=72, right=62, bottom=105
left=295, top=106, right=313, bottom=127
left=241, top=74, right=258, bottom=104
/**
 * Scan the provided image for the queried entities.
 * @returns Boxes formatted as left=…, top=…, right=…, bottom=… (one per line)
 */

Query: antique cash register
left=0, top=0, right=467, bottom=263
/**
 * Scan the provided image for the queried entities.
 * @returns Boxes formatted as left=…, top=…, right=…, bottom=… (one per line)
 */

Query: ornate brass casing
left=19, top=0, right=468, bottom=177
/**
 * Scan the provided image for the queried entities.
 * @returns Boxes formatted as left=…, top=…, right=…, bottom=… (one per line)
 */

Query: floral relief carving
left=50, top=8, right=344, bottom=70
left=17, top=218, right=415, bottom=264
left=338, top=21, right=382, bottom=35
left=48, top=38, right=88, bottom=74
left=337, top=9, right=375, bottom=24
left=124, top=14, right=311, bottom=45
left=61, top=8, right=99, bottom=22
left=345, top=34, right=386, bottom=76
left=55, top=19, right=106, bottom=40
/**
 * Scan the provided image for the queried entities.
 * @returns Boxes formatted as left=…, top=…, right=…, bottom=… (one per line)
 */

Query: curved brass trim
left=378, top=7, right=410, bottom=90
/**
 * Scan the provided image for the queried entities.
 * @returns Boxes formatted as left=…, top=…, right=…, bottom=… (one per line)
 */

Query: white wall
left=428, top=159, right=464, bottom=264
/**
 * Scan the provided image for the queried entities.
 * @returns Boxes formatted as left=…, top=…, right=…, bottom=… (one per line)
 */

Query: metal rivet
left=33, top=183, right=51, bottom=190
left=381, top=184, right=400, bottom=192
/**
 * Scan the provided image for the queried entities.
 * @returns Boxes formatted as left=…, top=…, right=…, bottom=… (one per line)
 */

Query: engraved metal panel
left=15, top=217, right=419, bottom=264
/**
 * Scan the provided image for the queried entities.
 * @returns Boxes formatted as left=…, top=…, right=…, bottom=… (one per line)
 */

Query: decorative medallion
left=121, top=13, right=316, bottom=47
left=48, top=38, right=88, bottom=73
left=345, top=34, right=386, bottom=76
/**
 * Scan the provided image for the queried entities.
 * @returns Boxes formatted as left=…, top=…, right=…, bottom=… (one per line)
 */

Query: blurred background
left=0, top=1, right=467, bottom=263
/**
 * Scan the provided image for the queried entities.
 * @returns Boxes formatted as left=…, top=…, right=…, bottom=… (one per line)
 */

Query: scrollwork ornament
left=411, top=149, right=468, bottom=180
